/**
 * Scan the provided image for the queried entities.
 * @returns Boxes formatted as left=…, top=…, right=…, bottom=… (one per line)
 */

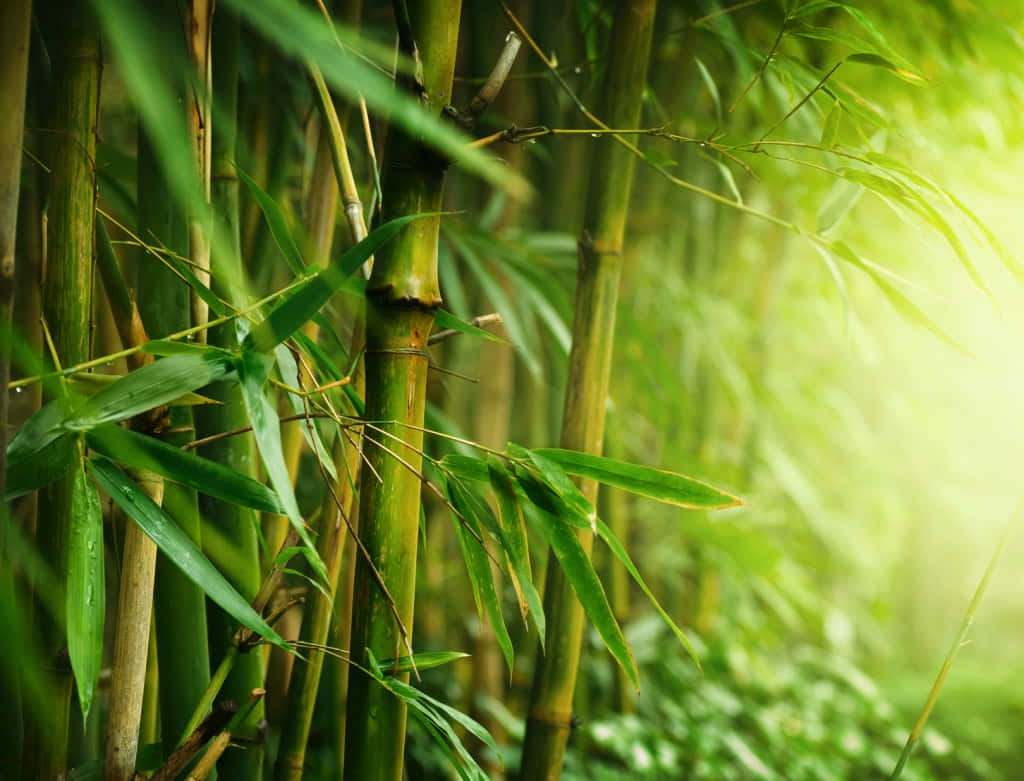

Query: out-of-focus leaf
left=817, top=176, right=863, bottom=233
left=4, top=430, right=77, bottom=500
left=846, top=52, right=925, bottom=83
left=821, top=100, right=841, bottom=148
left=67, top=464, right=105, bottom=719
left=88, top=458, right=288, bottom=650
left=85, top=424, right=284, bottom=514
left=246, top=214, right=420, bottom=352
left=237, top=166, right=305, bottom=276
left=533, top=448, right=742, bottom=509
left=235, top=351, right=327, bottom=581
left=224, top=0, right=526, bottom=197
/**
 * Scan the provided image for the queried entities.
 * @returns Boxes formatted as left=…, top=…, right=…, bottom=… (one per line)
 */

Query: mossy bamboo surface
left=0, top=1, right=32, bottom=766
left=342, top=2, right=461, bottom=778
left=21, top=7, right=100, bottom=778
left=520, top=2, right=656, bottom=777
left=193, top=11, right=266, bottom=778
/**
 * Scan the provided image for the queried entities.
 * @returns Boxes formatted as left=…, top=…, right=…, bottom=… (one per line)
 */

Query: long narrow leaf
left=87, top=458, right=288, bottom=650
left=245, top=214, right=421, bottom=352
left=86, top=424, right=284, bottom=514
left=518, top=475, right=638, bottom=689
left=235, top=351, right=327, bottom=581
left=533, top=448, right=742, bottom=510
left=68, top=464, right=105, bottom=719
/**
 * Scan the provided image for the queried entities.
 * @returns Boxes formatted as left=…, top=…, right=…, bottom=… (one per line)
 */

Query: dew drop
left=14, top=387, right=22, bottom=394
left=573, top=66, right=582, bottom=74
left=590, top=133, right=601, bottom=139
left=185, top=333, right=196, bottom=342
left=121, top=486, right=135, bottom=499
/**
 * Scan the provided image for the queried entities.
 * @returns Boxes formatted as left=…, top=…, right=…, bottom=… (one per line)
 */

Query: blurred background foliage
left=6, top=0, right=1024, bottom=778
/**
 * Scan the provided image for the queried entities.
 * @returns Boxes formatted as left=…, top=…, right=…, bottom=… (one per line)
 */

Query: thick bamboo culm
left=519, top=1, right=657, bottom=778
left=22, top=4, right=101, bottom=778
left=342, top=1, right=463, bottom=778
left=0, top=0, right=33, bottom=772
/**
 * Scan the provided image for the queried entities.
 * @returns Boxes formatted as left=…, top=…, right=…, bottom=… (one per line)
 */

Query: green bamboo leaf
left=377, top=651, right=469, bottom=674
left=66, top=351, right=235, bottom=432
left=594, top=516, right=701, bottom=669
left=245, top=214, right=421, bottom=352
left=88, top=458, right=288, bottom=650
left=67, top=464, right=105, bottom=719
left=488, top=456, right=544, bottom=645
left=384, top=677, right=491, bottom=781
left=4, top=430, right=78, bottom=500
left=828, top=241, right=969, bottom=354
left=235, top=351, right=327, bottom=581
left=432, top=309, right=507, bottom=344
left=446, top=479, right=514, bottom=673
left=817, top=177, right=863, bottom=233
left=222, top=0, right=525, bottom=197
left=515, top=468, right=589, bottom=530
left=516, top=445, right=597, bottom=528
left=236, top=166, right=305, bottom=276
left=274, top=345, right=337, bottom=481
left=85, top=424, right=284, bottom=514
left=7, top=397, right=75, bottom=465
left=820, top=100, right=841, bottom=148
left=522, top=494, right=638, bottom=689
left=533, top=448, right=742, bottom=510
left=439, top=453, right=489, bottom=483
left=845, top=52, right=925, bottom=83
left=65, top=372, right=219, bottom=407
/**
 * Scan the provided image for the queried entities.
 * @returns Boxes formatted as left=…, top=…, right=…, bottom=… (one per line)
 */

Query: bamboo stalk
left=22, top=6, right=100, bottom=777
left=273, top=436, right=362, bottom=781
left=192, top=10, right=267, bottom=778
left=105, top=474, right=163, bottom=781
left=342, top=2, right=462, bottom=778
left=520, top=1, right=656, bottom=777
left=0, top=0, right=32, bottom=766
left=131, top=8, right=215, bottom=745
left=187, top=0, right=212, bottom=341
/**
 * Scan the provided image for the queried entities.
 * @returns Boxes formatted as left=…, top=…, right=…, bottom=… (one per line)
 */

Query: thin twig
left=467, top=32, right=522, bottom=122
left=428, top=312, right=503, bottom=344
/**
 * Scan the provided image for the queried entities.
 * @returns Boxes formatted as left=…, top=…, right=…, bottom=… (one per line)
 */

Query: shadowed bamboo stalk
left=273, top=62, right=369, bottom=779
left=342, top=1, right=462, bottom=778
left=187, top=0, right=212, bottom=340
left=22, top=5, right=100, bottom=777
left=520, top=1, right=656, bottom=777
left=132, top=29, right=215, bottom=743
left=0, top=0, right=32, bottom=769
left=193, top=11, right=267, bottom=778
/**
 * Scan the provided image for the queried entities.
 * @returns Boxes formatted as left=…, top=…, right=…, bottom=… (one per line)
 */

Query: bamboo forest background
left=3, top=0, right=1024, bottom=779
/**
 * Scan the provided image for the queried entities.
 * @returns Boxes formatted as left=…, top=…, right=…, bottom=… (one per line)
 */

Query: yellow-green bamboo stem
left=273, top=435, right=362, bottom=780
left=105, top=474, right=163, bottom=781
left=342, top=2, right=461, bottom=779
left=131, top=33, right=214, bottom=743
left=22, top=7, right=100, bottom=778
left=186, top=0, right=212, bottom=340
left=0, top=1, right=32, bottom=766
left=520, top=2, right=656, bottom=777
left=193, top=11, right=266, bottom=778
